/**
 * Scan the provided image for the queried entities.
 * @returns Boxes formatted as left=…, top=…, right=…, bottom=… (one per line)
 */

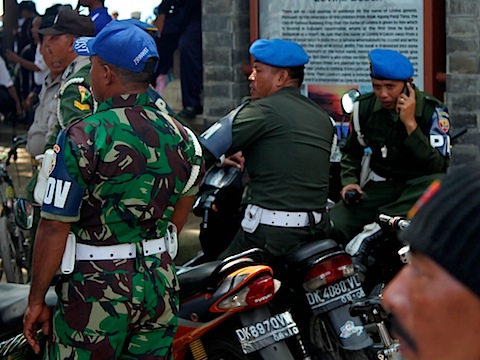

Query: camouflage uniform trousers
left=44, top=251, right=179, bottom=360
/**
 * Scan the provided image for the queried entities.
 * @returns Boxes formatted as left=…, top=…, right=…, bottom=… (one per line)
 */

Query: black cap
left=400, top=164, right=480, bottom=297
left=38, top=9, right=94, bottom=37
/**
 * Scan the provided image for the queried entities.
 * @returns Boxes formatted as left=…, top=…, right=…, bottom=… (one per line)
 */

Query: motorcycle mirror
left=13, top=198, right=34, bottom=230
left=341, top=89, right=361, bottom=115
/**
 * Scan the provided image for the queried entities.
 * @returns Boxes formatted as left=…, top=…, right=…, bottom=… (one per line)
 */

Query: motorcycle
left=174, top=248, right=303, bottom=359
left=269, top=239, right=374, bottom=360
left=349, top=214, right=411, bottom=360
left=0, top=283, right=56, bottom=359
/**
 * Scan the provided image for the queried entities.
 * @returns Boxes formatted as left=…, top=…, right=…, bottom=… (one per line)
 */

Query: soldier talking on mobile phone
left=329, top=49, right=451, bottom=272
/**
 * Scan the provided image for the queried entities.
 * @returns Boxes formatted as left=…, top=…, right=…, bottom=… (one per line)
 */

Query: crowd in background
left=0, top=0, right=202, bottom=129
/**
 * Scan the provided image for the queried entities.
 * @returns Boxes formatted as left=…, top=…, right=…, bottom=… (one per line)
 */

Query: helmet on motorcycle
left=400, top=164, right=480, bottom=297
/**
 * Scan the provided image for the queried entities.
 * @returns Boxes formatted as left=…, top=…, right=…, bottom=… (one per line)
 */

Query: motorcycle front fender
left=326, top=303, right=373, bottom=351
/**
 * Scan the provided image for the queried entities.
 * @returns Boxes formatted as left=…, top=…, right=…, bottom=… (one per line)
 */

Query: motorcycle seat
left=178, top=261, right=223, bottom=300
left=284, top=238, right=339, bottom=265
left=0, top=283, right=57, bottom=340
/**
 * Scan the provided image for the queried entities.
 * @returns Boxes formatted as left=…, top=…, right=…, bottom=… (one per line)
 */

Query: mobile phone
left=402, top=82, right=410, bottom=97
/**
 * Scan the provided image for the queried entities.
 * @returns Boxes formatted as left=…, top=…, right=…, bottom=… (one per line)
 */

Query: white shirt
left=33, top=43, right=48, bottom=86
left=0, top=56, right=14, bottom=88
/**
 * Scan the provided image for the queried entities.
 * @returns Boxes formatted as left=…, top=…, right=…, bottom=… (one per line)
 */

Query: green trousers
left=329, top=173, right=444, bottom=245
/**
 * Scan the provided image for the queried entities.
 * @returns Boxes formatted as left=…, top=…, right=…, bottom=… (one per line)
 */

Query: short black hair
left=286, top=66, right=305, bottom=85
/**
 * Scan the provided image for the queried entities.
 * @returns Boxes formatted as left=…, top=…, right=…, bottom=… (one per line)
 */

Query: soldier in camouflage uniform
left=23, top=21, right=204, bottom=359
left=37, top=9, right=96, bottom=152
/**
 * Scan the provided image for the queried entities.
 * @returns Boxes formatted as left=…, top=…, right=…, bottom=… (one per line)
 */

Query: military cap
left=368, top=48, right=414, bottom=80
left=249, top=38, right=309, bottom=67
left=38, top=9, right=94, bottom=37
left=74, top=21, right=159, bottom=73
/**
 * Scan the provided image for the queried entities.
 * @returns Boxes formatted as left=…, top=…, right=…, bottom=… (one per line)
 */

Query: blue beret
left=368, top=49, right=414, bottom=80
left=74, top=21, right=158, bottom=73
left=249, top=38, right=309, bottom=67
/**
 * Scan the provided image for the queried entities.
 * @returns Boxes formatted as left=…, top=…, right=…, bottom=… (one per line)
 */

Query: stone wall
left=446, top=0, right=480, bottom=165
left=201, top=0, right=480, bottom=166
left=202, top=0, right=251, bottom=127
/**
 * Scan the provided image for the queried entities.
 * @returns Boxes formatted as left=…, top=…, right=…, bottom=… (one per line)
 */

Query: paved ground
left=0, top=79, right=205, bottom=283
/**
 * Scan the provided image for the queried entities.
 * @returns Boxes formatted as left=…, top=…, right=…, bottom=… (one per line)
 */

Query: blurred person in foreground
left=383, top=164, right=480, bottom=360
left=23, top=20, right=204, bottom=358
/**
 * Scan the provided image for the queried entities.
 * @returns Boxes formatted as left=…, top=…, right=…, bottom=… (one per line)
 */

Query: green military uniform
left=217, top=87, right=334, bottom=258
left=41, top=93, right=203, bottom=359
left=330, top=85, right=450, bottom=244
left=45, top=56, right=94, bottom=150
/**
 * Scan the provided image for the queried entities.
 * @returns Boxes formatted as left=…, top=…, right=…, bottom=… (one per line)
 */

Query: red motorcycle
left=174, top=248, right=303, bottom=359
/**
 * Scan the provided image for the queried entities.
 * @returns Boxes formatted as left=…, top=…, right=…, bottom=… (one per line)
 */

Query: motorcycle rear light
left=303, top=254, right=355, bottom=292
left=217, top=276, right=279, bottom=310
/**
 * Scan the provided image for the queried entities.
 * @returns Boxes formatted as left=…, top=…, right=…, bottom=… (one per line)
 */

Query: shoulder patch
left=74, top=100, right=91, bottom=111
left=439, top=118, right=450, bottom=133
left=77, top=85, right=91, bottom=103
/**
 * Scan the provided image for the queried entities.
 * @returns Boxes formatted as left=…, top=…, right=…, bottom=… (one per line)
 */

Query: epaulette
left=424, top=94, right=444, bottom=107
left=62, top=62, right=77, bottom=80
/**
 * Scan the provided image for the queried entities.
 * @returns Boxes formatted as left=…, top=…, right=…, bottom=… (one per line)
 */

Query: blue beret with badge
left=368, top=49, right=414, bottom=80
left=249, top=38, right=309, bottom=67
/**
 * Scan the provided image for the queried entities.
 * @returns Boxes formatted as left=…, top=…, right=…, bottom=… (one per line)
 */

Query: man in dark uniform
left=200, top=38, right=334, bottom=259
left=329, top=49, right=450, bottom=260
left=77, top=0, right=112, bottom=35
left=23, top=21, right=204, bottom=358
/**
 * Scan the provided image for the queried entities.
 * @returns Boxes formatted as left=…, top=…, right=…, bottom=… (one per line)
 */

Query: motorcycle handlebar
left=378, top=214, right=410, bottom=231
left=6, top=135, right=27, bottom=166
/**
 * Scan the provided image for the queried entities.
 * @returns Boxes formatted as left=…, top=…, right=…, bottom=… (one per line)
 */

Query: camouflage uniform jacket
left=41, top=93, right=204, bottom=246
left=44, top=55, right=94, bottom=151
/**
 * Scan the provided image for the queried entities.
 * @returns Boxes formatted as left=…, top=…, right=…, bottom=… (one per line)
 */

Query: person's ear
left=275, top=69, right=289, bottom=86
left=103, top=63, right=114, bottom=85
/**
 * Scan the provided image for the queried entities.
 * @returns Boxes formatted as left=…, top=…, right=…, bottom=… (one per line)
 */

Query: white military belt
left=76, top=237, right=166, bottom=261
left=368, top=170, right=387, bottom=182
left=259, top=208, right=322, bottom=227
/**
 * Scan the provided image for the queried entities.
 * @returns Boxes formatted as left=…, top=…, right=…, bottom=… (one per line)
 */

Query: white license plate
left=235, top=311, right=299, bottom=354
left=306, top=275, right=366, bottom=310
